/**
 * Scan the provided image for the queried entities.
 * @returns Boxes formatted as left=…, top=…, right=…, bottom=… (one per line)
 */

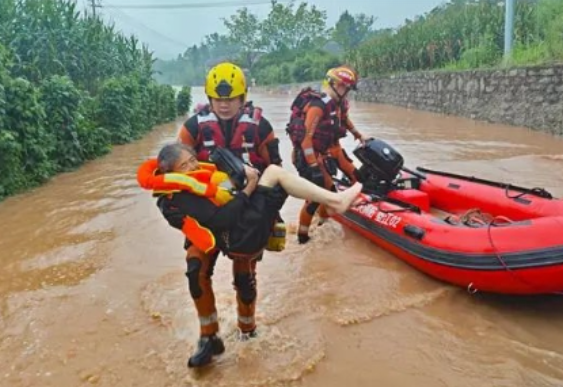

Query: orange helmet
left=325, top=65, right=358, bottom=91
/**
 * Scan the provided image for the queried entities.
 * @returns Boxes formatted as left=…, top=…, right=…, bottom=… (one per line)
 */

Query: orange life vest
left=194, top=102, right=267, bottom=169
left=285, top=87, right=345, bottom=153
left=136, top=159, right=233, bottom=253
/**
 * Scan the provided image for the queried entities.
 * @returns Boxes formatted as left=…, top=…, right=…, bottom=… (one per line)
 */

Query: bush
left=40, top=75, right=84, bottom=171
left=77, top=95, right=111, bottom=161
left=0, top=0, right=177, bottom=201
left=253, top=49, right=342, bottom=85
left=176, top=86, right=193, bottom=116
left=4, top=77, right=55, bottom=184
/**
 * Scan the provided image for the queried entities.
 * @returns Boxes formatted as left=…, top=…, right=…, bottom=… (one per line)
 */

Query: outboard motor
left=353, top=138, right=405, bottom=193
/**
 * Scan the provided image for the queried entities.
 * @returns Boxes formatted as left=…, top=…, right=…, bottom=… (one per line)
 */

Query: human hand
left=357, top=132, right=369, bottom=146
left=244, top=165, right=259, bottom=182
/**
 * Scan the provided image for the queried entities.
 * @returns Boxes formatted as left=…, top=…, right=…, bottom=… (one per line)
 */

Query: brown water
left=2, top=87, right=563, bottom=387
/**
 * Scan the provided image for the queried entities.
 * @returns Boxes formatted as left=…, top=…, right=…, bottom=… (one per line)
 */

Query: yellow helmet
left=205, top=62, right=247, bottom=99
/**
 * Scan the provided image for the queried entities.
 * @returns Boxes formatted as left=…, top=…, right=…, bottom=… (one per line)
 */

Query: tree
left=222, top=7, right=264, bottom=69
left=332, top=11, right=375, bottom=51
left=204, top=32, right=240, bottom=61
left=261, top=0, right=328, bottom=52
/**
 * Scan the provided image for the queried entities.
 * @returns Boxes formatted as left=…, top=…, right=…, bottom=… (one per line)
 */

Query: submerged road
left=1, top=87, right=563, bottom=387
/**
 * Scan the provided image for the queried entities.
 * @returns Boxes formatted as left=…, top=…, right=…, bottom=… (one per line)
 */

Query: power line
left=102, top=0, right=287, bottom=9
left=104, top=7, right=190, bottom=49
left=89, top=0, right=101, bottom=16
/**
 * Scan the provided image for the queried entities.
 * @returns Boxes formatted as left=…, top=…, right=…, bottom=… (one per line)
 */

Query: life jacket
left=136, top=158, right=233, bottom=203
left=194, top=102, right=267, bottom=170
left=285, top=87, right=343, bottom=153
left=136, top=158, right=234, bottom=254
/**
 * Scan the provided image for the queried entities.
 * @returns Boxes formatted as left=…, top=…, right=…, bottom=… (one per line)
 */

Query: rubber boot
left=298, top=233, right=311, bottom=244
left=187, top=335, right=225, bottom=368
left=239, top=328, right=258, bottom=342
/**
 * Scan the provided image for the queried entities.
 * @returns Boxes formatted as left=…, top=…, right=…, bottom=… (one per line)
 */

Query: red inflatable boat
left=332, top=141, right=563, bottom=295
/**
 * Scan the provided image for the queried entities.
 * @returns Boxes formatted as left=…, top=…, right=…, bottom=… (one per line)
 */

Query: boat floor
left=426, top=207, right=511, bottom=228
left=429, top=208, right=451, bottom=218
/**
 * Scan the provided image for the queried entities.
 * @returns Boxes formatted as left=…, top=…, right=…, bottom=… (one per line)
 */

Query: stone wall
left=353, top=64, right=563, bottom=136
left=252, top=64, right=563, bottom=136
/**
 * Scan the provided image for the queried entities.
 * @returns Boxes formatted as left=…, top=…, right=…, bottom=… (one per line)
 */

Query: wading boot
left=297, top=233, right=311, bottom=244
left=239, top=328, right=258, bottom=342
left=187, top=335, right=225, bottom=368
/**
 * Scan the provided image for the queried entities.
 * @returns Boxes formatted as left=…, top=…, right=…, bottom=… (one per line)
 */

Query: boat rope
left=445, top=208, right=503, bottom=228
left=504, top=185, right=553, bottom=200
left=448, top=209, right=563, bottom=296
left=486, top=216, right=563, bottom=296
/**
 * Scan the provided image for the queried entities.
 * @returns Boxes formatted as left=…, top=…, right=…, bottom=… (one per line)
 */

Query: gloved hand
left=309, top=164, right=324, bottom=187
left=209, top=147, right=247, bottom=190
left=265, top=222, right=286, bottom=252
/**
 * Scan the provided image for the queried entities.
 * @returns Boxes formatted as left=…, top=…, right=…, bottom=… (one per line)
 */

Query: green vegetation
left=176, top=86, right=193, bottom=116
left=0, top=0, right=187, bottom=201
left=155, top=0, right=563, bottom=85
left=153, top=1, right=374, bottom=86
left=349, top=0, right=563, bottom=76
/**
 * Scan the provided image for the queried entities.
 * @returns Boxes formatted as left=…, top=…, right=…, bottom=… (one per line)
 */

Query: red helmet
left=325, top=65, right=359, bottom=90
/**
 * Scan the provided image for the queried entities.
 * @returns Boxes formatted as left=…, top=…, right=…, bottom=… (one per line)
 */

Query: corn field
left=0, top=0, right=182, bottom=200
left=349, top=0, right=563, bottom=77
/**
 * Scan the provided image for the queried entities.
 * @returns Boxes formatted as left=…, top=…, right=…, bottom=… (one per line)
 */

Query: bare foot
left=352, top=196, right=369, bottom=206
left=327, top=182, right=363, bottom=214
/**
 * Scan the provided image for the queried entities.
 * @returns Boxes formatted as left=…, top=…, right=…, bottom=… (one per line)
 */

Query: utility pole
left=89, top=0, right=101, bottom=18
left=503, top=0, right=515, bottom=62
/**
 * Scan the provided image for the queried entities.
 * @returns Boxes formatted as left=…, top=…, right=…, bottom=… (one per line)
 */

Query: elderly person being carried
left=137, top=142, right=362, bottom=368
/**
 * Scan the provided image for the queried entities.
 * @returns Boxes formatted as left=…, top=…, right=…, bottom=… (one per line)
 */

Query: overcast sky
left=80, top=0, right=448, bottom=59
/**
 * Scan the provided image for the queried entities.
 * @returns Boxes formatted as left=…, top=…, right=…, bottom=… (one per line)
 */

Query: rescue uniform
left=177, top=103, right=282, bottom=335
left=289, top=92, right=362, bottom=242
left=157, top=178, right=287, bottom=334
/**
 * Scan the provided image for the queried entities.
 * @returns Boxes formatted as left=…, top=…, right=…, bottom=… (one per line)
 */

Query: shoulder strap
left=291, top=87, right=327, bottom=112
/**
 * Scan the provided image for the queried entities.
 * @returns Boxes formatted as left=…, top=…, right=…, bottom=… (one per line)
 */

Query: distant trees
left=155, top=1, right=375, bottom=85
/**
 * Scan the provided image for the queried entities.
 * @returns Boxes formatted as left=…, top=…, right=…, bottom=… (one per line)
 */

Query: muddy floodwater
left=2, top=87, right=563, bottom=387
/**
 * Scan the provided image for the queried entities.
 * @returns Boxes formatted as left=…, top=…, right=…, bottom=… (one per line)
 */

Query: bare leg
left=258, top=165, right=362, bottom=214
